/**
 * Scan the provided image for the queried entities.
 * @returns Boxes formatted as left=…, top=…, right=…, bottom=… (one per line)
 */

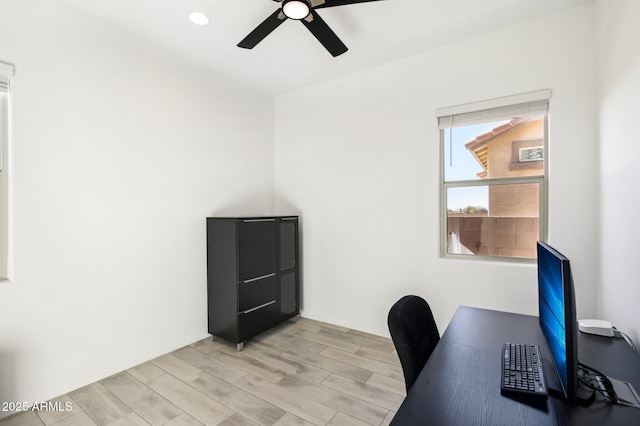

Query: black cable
left=613, top=327, right=637, bottom=352
left=578, top=363, right=620, bottom=404
left=578, top=363, right=639, bottom=406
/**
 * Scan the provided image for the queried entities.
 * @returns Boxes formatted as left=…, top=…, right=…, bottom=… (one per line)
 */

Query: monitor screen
left=537, top=241, right=578, bottom=404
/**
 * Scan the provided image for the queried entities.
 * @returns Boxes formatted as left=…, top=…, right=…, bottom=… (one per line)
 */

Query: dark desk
left=391, top=306, right=640, bottom=425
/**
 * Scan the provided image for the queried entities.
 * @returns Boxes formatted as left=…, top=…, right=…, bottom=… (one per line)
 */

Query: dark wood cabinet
left=206, top=216, right=299, bottom=350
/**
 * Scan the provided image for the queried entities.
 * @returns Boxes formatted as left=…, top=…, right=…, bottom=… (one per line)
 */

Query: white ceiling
left=62, top=0, right=593, bottom=95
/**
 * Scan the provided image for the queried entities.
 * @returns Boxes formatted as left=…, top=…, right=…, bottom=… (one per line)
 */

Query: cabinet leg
left=236, top=342, right=244, bottom=351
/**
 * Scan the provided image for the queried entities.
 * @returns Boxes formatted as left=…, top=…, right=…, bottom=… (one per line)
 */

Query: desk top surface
left=390, top=306, right=640, bottom=426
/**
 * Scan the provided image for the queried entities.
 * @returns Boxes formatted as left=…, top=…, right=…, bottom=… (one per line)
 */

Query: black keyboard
left=501, top=343, right=548, bottom=398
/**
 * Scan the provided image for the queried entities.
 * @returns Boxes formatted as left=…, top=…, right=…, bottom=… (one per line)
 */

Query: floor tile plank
left=364, top=373, right=405, bottom=397
left=0, top=412, right=45, bottom=426
left=253, top=330, right=328, bottom=355
left=52, top=411, right=98, bottom=426
left=280, top=349, right=373, bottom=383
left=354, top=347, right=401, bottom=367
left=173, top=346, right=248, bottom=383
left=162, top=412, right=205, bottom=426
left=286, top=329, right=361, bottom=354
left=213, top=347, right=288, bottom=383
left=381, top=411, right=395, bottom=426
left=105, top=411, right=150, bottom=426
left=271, top=413, right=315, bottom=426
left=321, top=374, right=404, bottom=412
left=317, top=328, right=395, bottom=354
left=297, top=318, right=351, bottom=333
left=68, top=382, right=133, bottom=426
left=346, top=329, right=394, bottom=344
left=326, top=412, right=371, bottom=426
left=235, top=375, right=337, bottom=425
left=189, top=371, right=286, bottom=426
left=34, top=393, right=77, bottom=425
left=126, top=361, right=165, bottom=384
left=277, top=375, right=389, bottom=425
left=151, top=353, right=203, bottom=383
left=100, top=372, right=183, bottom=425
left=319, top=348, right=403, bottom=381
left=191, top=337, right=231, bottom=355
left=147, top=373, right=234, bottom=425
left=239, top=345, right=331, bottom=384
left=218, top=413, right=261, bottom=426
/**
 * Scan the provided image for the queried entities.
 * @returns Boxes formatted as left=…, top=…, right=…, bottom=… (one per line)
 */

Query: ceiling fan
left=238, top=0, right=385, bottom=57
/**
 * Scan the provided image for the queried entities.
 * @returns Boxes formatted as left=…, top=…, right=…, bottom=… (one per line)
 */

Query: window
left=437, top=90, right=550, bottom=261
left=0, top=61, right=14, bottom=279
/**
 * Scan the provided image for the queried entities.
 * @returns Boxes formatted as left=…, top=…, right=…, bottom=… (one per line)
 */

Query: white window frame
left=436, top=89, right=551, bottom=262
left=0, top=61, right=14, bottom=279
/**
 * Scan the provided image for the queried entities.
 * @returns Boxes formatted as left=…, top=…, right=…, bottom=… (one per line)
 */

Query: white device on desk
left=578, top=319, right=614, bottom=337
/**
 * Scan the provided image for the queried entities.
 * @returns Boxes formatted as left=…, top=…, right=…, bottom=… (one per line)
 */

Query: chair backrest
left=388, top=295, right=440, bottom=392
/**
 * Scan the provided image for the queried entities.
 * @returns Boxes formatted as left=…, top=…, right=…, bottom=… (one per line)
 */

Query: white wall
left=275, top=5, right=599, bottom=336
left=0, top=0, right=274, bottom=407
left=597, top=0, right=640, bottom=345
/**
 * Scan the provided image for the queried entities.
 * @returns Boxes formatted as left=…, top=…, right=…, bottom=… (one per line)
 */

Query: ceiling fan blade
left=314, top=0, right=385, bottom=9
left=301, top=10, right=348, bottom=57
left=238, top=9, right=287, bottom=49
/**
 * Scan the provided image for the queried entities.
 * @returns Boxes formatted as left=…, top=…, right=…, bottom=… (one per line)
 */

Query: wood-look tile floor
left=0, top=318, right=405, bottom=426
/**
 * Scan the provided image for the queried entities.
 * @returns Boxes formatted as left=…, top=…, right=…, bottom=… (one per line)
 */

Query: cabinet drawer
left=238, top=301, right=278, bottom=341
left=238, top=274, right=277, bottom=312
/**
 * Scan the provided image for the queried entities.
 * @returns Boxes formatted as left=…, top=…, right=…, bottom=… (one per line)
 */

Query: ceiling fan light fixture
left=189, top=11, right=210, bottom=26
left=282, top=0, right=310, bottom=20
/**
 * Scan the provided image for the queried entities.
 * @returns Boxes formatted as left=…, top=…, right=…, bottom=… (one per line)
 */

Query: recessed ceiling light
left=189, top=12, right=210, bottom=26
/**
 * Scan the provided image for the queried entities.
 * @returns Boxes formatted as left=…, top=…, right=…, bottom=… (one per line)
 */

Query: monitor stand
left=576, top=381, right=596, bottom=407
left=543, top=357, right=595, bottom=406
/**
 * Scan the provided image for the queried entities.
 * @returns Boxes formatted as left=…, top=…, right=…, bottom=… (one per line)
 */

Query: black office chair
left=388, top=295, right=440, bottom=392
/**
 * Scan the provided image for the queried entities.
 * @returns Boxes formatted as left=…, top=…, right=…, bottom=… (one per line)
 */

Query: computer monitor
left=537, top=241, right=579, bottom=404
